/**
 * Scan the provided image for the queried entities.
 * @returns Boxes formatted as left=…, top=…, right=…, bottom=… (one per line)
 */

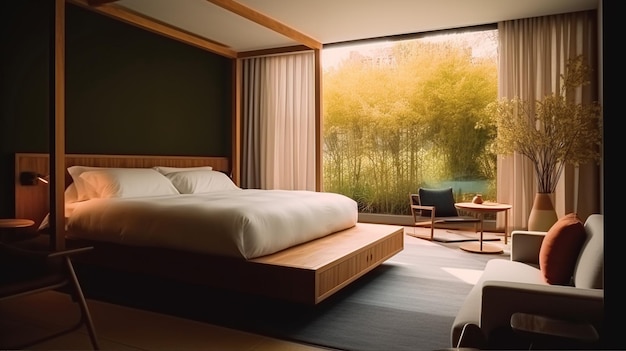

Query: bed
left=15, top=153, right=404, bottom=304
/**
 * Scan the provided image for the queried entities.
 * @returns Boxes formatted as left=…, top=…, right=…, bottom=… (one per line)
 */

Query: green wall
left=1, top=1, right=232, bottom=218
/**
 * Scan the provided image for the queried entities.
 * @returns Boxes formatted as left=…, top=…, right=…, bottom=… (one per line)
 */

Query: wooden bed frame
left=14, top=153, right=404, bottom=305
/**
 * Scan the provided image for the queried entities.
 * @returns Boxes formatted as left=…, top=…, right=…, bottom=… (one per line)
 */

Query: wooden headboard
left=15, top=153, right=230, bottom=230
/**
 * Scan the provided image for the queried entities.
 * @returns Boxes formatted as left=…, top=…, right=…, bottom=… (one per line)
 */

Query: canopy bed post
left=50, top=0, right=66, bottom=250
left=231, top=57, right=242, bottom=185
left=314, top=48, right=322, bottom=191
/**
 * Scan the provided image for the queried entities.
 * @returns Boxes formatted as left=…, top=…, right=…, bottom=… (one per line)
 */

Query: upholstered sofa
left=451, top=214, right=604, bottom=349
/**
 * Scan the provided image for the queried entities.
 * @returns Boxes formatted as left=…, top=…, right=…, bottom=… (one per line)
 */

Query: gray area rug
left=78, top=230, right=509, bottom=351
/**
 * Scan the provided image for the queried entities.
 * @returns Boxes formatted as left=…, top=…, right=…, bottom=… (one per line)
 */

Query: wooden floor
left=0, top=291, right=337, bottom=350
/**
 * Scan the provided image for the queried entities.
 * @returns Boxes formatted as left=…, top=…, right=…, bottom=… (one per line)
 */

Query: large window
left=322, top=27, right=498, bottom=216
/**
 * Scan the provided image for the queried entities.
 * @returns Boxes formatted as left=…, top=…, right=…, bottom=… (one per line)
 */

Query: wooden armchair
left=0, top=240, right=99, bottom=349
left=409, top=187, right=480, bottom=241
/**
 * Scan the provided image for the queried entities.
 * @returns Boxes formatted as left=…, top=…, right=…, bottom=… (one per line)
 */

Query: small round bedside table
left=0, top=218, right=36, bottom=242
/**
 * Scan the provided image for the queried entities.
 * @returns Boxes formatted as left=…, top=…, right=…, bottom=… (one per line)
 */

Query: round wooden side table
left=0, top=218, right=35, bottom=242
left=454, top=202, right=511, bottom=254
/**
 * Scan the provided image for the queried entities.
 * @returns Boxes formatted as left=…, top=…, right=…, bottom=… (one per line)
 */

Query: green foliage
left=323, top=34, right=498, bottom=214
left=484, top=55, right=602, bottom=194
left=414, top=55, right=497, bottom=180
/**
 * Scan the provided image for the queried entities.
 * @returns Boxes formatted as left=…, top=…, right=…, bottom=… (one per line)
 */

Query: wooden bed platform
left=14, top=153, right=404, bottom=304
left=68, top=222, right=403, bottom=304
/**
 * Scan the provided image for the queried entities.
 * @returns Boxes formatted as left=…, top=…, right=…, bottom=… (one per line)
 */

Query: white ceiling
left=116, top=0, right=599, bottom=52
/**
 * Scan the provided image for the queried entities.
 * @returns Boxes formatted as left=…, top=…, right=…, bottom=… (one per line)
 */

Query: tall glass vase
left=528, top=193, right=558, bottom=231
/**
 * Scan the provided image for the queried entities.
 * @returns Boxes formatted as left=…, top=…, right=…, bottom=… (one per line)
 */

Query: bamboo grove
left=322, top=31, right=498, bottom=215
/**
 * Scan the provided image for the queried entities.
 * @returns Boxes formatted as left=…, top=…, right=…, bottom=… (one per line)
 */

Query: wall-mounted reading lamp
left=20, top=172, right=49, bottom=185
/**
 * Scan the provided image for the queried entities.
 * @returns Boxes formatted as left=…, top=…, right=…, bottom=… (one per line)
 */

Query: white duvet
left=65, top=189, right=358, bottom=259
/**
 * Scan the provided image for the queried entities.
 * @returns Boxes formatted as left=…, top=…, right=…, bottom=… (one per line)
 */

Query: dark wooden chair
left=0, top=240, right=99, bottom=349
left=409, top=187, right=480, bottom=241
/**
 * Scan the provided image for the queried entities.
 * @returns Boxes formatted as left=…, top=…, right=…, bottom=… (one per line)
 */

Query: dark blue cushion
left=418, top=187, right=459, bottom=217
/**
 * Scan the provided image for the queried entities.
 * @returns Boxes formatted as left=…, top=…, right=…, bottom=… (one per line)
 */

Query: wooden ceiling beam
left=67, top=0, right=238, bottom=58
left=86, top=0, right=119, bottom=5
left=238, top=45, right=311, bottom=58
left=206, top=0, right=322, bottom=50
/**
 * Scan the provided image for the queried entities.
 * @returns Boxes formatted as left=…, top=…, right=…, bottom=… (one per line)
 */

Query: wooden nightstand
left=0, top=218, right=36, bottom=243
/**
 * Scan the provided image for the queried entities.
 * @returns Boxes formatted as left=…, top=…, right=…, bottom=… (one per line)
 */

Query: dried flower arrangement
left=485, top=55, right=602, bottom=194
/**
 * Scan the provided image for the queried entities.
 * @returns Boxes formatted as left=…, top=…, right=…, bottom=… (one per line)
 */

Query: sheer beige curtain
left=497, top=10, right=600, bottom=230
left=241, top=52, right=316, bottom=190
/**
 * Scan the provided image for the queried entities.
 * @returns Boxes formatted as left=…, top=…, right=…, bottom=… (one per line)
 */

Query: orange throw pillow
left=539, top=213, right=586, bottom=285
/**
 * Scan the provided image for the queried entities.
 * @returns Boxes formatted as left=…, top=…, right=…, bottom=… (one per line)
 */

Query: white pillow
left=78, top=168, right=180, bottom=199
left=67, top=165, right=107, bottom=201
left=165, top=170, right=239, bottom=194
left=153, top=166, right=213, bottom=175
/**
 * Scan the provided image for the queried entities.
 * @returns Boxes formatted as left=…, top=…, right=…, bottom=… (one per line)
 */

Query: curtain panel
left=497, top=10, right=600, bottom=230
left=241, top=52, right=316, bottom=191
